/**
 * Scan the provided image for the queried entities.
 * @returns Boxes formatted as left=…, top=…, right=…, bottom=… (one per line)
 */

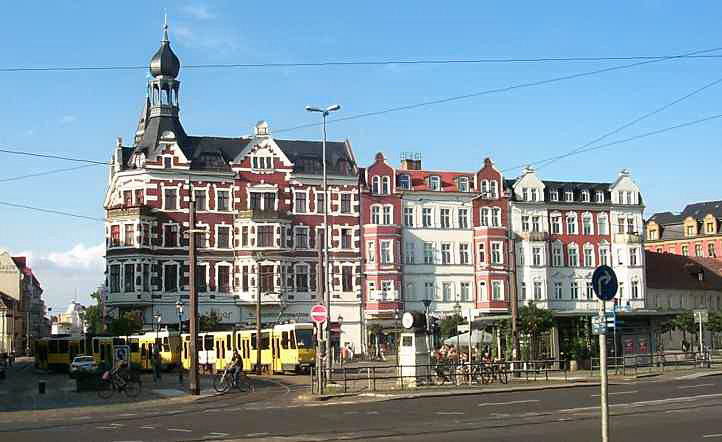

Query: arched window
left=398, top=174, right=410, bottom=190
left=371, top=176, right=380, bottom=194
left=567, top=243, right=579, bottom=267
left=382, top=176, right=391, bottom=194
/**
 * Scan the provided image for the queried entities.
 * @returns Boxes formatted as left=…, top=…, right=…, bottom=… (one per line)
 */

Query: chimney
left=400, top=152, right=422, bottom=170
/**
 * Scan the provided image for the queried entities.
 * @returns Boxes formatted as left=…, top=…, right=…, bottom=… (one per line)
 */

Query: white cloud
left=60, top=115, right=77, bottom=125
left=45, top=243, right=104, bottom=270
left=182, top=3, right=216, bottom=20
left=172, top=24, right=238, bottom=54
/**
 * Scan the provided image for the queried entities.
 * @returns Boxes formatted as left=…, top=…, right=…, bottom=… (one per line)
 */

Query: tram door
left=272, top=334, right=282, bottom=373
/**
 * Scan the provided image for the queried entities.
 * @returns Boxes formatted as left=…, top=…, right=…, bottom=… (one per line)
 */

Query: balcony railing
left=106, top=205, right=153, bottom=220
left=613, top=233, right=642, bottom=244
left=519, top=231, right=549, bottom=242
left=237, top=208, right=291, bottom=222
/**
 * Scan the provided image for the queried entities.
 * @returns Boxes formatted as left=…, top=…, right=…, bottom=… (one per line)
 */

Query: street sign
left=310, top=304, right=328, bottom=324
left=592, top=265, right=618, bottom=301
left=113, top=345, right=129, bottom=365
left=694, top=309, right=709, bottom=323
left=605, top=311, right=616, bottom=329
left=457, top=324, right=470, bottom=333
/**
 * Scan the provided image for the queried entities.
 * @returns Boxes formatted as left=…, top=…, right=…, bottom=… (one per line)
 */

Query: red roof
left=401, top=169, right=474, bottom=192
left=645, top=251, right=722, bottom=291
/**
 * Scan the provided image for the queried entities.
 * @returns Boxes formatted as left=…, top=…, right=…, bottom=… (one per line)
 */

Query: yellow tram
left=91, top=332, right=181, bottom=370
left=34, top=335, right=88, bottom=371
left=180, top=323, right=316, bottom=374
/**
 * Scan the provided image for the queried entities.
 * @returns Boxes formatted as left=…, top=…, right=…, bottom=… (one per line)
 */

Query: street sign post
left=592, top=265, right=618, bottom=442
left=310, top=304, right=328, bottom=324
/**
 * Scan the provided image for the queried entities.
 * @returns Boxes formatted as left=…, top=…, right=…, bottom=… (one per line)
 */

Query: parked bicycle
left=97, top=368, right=141, bottom=399
left=213, top=366, right=253, bottom=393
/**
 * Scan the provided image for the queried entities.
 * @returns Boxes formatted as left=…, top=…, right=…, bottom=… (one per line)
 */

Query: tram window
left=295, top=329, right=313, bottom=349
left=93, top=340, right=99, bottom=353
left=204, top=335, right=214, bottom=350
left=183, top=342, right=188, bottom=359
left=281, top=332, right=289, bottom=349
left=226, top=335, right=231, bottom=350
left=130, top=342, right=139, bottom=353
left=261, top=332, right=270, bottom=350
left=141, top=344, right=147, bottom=358
left=49, top=340, right=59, bottom=353
left=113, top=338, right=126, bottom=346
left=251, top=333, right=257, bottom=350
left=196, top=337, right=203, bottom=351
left=59, top=340, right=69, bottom=353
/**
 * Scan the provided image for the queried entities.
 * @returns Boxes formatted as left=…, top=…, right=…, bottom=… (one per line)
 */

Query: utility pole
left=599, top=299, right=609, bottom=442
left=188, top=198, right=200, bottom=395
left=256, top=265, right=262, bottom=375
left=509, top=233, right=520, bottom=366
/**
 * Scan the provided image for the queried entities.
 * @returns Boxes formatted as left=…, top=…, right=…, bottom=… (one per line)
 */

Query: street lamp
left=422, top=298, right=433, bottom=383
left=305, top=103, right=341, bottom=382
left=394, top=310, right=400, bottom=369
left=153, top=312, right=162, bottom=349
left=176, top=299, right=184, bottom=383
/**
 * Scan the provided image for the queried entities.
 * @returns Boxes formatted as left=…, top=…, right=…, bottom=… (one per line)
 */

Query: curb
left=675, top=370, right=722, bottom=380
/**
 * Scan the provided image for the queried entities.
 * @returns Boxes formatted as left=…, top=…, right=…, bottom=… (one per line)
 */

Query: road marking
left=703, top=435, right=722, bottom=439
left=367, top=411, right=379, bottom=415
left=478, top=400, right=540, bottom=407
left=665, top=409, right=693, bottom=414
left=592, top=390, right=637, bottom=397
left=206, top=433, right=230, bottom=438
left=96, top=426, right=116, bottom=430
left=167, top=428, right=193, bottom=433
left=109, top=423, right=125, bottom=427
left=118, top=413, right=137, bottom=417
left=71, top=416, right=91, bottom=420
left=436, top=411, right=465, bottom=415
left=140, top=425, right=155, bottom=429
left=678, top=383, right=714, bottom=389
left=245, top=433, right=270, bottom=437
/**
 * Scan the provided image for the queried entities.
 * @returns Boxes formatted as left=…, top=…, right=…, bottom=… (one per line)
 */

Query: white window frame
left=367, top=241, right=376, bottom=263
left=294, top=226, right=310, bottom=249
left=371, top=205, right=381, bottom=224
left=404, top=207, right=414, bottom=227
left=458, top=177, right=469, bottom=192
left=430, top=176, right=441, bottom=191
left=398, top=174, right=411, bottom=190
left=491, top=241, right=503, bottom=265
left=382, top=205, right=393, bottom=225
left=550, top=190, right=559, bottom=201
left=382, top=176, right=391, bottom=195
left=380, top=240, right=393, bottom=264
left=216, top=189, right=231, bottom=212
left=568, top=244, right=579, bottom=267
left=492, top=280, right=504, bottom=300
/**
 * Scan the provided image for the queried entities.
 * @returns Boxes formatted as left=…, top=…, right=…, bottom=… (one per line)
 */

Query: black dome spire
left=149, top=21, right=180, bottom=78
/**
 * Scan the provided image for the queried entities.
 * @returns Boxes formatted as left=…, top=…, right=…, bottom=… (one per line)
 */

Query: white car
left=70, top=355, right=96, bottom=375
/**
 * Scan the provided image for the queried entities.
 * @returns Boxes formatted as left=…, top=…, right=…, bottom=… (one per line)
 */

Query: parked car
left=70, top=355, right=96, bottom=376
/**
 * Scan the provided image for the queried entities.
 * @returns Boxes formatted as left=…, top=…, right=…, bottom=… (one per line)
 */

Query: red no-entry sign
left=310, top=304, right=328, bottom=324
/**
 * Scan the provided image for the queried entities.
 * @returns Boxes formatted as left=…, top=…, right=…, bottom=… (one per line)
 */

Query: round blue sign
left=592, top=265, right=618, bottom=301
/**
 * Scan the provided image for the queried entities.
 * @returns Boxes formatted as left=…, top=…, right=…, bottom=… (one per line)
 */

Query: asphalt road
left=2, top=375, right=722, bottom=441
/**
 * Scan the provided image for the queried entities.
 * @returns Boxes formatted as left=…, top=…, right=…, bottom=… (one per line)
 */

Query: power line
left=1, top=54, right=722, bottom=73
left=0, top=164, right=97, bottom=183
left=0, top=148, right=109, bottom=165
left=501, top=112, right=722, bottom=173
left=529, top=75, right=722, bottom=171
left=273, top=46, right=722, bottom=134
left=0, top=201, right=105, bottom=222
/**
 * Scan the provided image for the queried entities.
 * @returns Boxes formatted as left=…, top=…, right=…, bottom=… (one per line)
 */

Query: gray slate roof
left=648, top=200, right=722, bottom=226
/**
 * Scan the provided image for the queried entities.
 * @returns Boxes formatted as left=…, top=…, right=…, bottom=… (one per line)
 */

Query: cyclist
left=230, top=350, right=243, bottom=387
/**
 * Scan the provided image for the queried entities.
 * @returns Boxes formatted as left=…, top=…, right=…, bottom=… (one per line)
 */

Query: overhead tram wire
left=527, top=75, right=722, bottom=172
left=272, top=46, right=722, bottom=134
left=0, top=201, right=106, bottom=222
left=502, top=112, right=722, bottom=173
left=0, top=148, right=109, bottom=165
left=1, top=53, right=722, bottom=73
left=0, top=164, right=97, bottom=183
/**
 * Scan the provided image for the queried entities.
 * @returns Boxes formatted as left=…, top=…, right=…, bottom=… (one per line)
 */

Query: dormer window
left=252, top=156, right=272, bottom=170
left=398, top=174, right=410, bottom=190
left=163, top=157, right=172, bottom=169
left=458, top=177, right=469, bottom=192
left=530, top=188, right=538, bottom=202
left=565, top=191, right=574, bottom=202
left=490, top=181, right=498, bottom=198
left=382, top=176, right=391, bottom=194
left=581, top=191, right=590, bottom=202
left=430, top=176, right=441, bottom=191
left=522, top=188, right=529, bottom=201
left=550, top=190, right=559, bottom=202
left=372, top=176, right=380, bottom=194
left=595, top=191, right=604, bottom=203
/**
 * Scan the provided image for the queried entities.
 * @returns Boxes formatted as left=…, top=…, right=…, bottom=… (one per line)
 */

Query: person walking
left=152, top=346, right=162, bottom=383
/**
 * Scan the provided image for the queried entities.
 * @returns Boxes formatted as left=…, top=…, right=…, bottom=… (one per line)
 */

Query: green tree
left=671, top=310, right=697, bottom=342
left=200, top=310, right=223, bottom=332
left=79, top=290, right=104, bottom=334
left=108, top=312, right=143, bottom=337
left=440, top=314, right=464, bottom=340
left=707, top=312, right=722, bottom=346
left=518, top=303, right=554, bottom=360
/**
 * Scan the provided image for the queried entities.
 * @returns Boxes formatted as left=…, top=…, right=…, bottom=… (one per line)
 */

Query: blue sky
left=1, top=1, right=721, bottom=310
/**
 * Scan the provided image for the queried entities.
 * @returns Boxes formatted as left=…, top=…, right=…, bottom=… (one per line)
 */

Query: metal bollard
left=38, top=380, right=46, bottom=394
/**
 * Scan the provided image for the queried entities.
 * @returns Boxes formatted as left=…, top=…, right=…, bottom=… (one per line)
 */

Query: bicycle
left=213, top=365, right=253, bottom=393
left=97, top=369, right=141, bottom=399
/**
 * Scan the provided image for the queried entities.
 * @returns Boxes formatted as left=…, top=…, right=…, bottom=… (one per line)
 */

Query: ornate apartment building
left=360, top=155, right=512, bottom=330
left=645, top=201, right=722, bottom=260
left=509, top=167, right=646, bottom=312
left=103, top=25, right=363, bottom=348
